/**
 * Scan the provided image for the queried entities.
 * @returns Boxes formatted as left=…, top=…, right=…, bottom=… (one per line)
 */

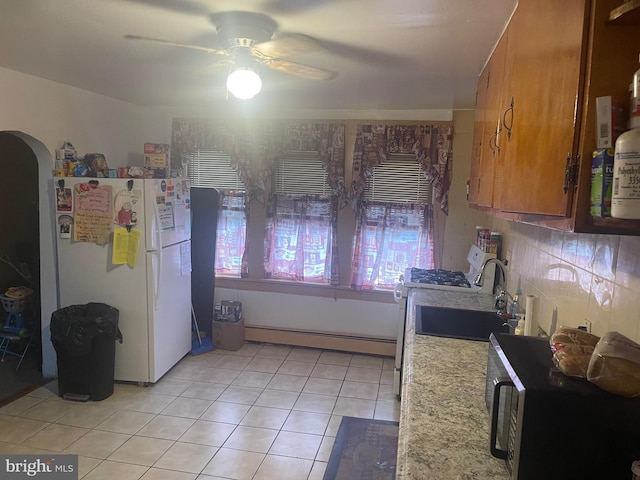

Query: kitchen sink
left=415, top=305, right=509, bottom=341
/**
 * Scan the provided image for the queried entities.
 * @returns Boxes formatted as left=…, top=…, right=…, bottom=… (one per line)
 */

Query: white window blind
left=273, top=150, right=328, bottom=196
left=363, top=153, right=432, bottom=204
left=188, top=150, right=244, bottom=190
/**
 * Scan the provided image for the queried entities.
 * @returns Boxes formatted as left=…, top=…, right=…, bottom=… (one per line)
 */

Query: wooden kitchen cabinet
left=469, top=30, right=510, bottom=208
left=468, top=67, right=488, bottom=206
left=498, top=0, right=587, bottom=216
left=470, top=0, right=640, bottom=234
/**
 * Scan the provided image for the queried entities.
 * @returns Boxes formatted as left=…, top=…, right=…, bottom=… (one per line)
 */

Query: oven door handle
left=490, top=376, right=514, bottom=460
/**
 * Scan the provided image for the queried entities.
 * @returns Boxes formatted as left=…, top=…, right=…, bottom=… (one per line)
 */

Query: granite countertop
left=396, top=289, right=509, bottom=479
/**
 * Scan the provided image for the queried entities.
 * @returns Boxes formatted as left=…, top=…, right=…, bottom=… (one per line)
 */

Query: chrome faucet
left=474, top=258, right=510, bottom=314
left=473, top=258, right=507, bottom=288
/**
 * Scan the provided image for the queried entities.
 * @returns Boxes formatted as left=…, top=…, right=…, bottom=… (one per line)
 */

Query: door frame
left=3, top=131, right=58, bottom=377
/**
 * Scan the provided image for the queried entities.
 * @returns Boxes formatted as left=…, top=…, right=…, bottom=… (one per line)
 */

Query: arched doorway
left=0, top=131, right=58, bottom=381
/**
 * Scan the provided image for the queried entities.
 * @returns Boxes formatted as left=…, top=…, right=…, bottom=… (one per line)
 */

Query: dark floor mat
left=324, top=416, right=399, bottom=480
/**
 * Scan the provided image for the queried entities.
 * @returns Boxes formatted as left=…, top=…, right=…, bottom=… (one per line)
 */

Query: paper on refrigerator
left=73, top=182, right=113, bottom=244
left=180, top=241, right=192, bottom=276
left=112, top=227, right=141, bottom=267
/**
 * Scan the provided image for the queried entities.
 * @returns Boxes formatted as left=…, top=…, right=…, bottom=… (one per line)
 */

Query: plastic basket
left=1, top=295, right=27, bottom=314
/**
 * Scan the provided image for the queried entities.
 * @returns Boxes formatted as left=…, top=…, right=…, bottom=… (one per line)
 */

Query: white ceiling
left=0, top=0, right=517, bottom=112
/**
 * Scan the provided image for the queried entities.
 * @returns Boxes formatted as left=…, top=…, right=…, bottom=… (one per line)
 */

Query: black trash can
left=50, top=303, right=122, bottom=401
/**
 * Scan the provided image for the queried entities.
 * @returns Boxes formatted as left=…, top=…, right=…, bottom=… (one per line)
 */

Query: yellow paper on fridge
left=112, top=227, right=141, bottom=267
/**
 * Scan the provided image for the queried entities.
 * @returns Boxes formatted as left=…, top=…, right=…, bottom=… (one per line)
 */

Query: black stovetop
left=409, top=268, right=471, bottom=288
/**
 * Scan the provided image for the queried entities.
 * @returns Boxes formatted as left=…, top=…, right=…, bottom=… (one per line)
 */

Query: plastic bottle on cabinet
left=611, top=127, right=640, bottom=219
left=510, top=287, right=522, bottom=319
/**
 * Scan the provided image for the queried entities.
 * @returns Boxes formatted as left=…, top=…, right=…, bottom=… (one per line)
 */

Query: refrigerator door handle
left=151, top=196, right=164, bottom=311
left=153, top=198, right=164, bottom=251
left=149, top=249, right=162, bottom=311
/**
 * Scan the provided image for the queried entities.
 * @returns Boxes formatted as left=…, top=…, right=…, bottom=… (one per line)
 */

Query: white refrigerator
left=54, top=177, right=192, bottom=384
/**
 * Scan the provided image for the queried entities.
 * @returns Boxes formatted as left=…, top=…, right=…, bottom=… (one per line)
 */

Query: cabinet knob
left=503, top=97, right=514, bottom=141
left=489, top=131, right=500, bottom=155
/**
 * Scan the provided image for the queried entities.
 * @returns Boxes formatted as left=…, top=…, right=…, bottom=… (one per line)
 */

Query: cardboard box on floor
left=212, top=317, right=244, bottom=351
left=213, top=301, right=244, bottom=351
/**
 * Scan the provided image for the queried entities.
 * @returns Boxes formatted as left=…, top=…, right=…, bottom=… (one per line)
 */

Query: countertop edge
left=396, top=289, right=509, bottom=479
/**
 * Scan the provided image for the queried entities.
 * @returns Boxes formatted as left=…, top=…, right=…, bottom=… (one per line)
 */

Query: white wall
left=0, top=67, right=170, bottom=377
left=0, top=68, right=146, bottom=164
left=215, top=288, right=399, bottom=338
left=442, top=111, right=493, bottom=272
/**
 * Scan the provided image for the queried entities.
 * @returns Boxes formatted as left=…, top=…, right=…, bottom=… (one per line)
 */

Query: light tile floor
left=0, top=343, right=399, bottom=479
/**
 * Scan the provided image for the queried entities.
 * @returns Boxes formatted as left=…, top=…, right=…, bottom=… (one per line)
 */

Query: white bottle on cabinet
left=611, top=127, right=640, bottom=219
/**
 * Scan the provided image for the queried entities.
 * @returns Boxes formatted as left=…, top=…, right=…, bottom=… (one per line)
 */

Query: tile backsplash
left=492, top=218, right=640, bottom=343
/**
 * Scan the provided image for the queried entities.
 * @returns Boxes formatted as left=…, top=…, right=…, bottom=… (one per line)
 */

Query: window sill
left=216, top=277, right=395, bottom=304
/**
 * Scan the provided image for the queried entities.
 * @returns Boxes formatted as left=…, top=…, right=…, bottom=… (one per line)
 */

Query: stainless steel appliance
left=487, top=332, right=640, bottom=479
left=393, top=245, right=497, bottom=397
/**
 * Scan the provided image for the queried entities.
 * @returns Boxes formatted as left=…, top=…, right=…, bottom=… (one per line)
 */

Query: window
left=273, top=151, right=329, bottom=196
left=363, top=153, right=432, bottom=203
left=188, top=150, right=244, bottom=190
left=264, top=151, right=338, bottom=284
left=351, top=154, right=435, bottom=290
left=215, top=191, right=247, bottom=277
left=188, top=150, right=247, bottom=277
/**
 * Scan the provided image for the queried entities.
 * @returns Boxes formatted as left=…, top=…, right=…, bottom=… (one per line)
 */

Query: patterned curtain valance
left=266, top=122, right=346, bottom=201
left=172, top=118, right=260, bottom=200
left=348, top=124, right=454, bottom=214
left=171, top=118, right=346, bottom=202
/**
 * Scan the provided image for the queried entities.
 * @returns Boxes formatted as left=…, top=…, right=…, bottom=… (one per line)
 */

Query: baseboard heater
left=244, top=325, right=396, bottom=357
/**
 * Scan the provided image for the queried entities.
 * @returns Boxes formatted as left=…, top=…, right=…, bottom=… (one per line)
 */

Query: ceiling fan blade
left=195, top=58, right=234, bottom=78
left=120, top=0, right=210, bottom=16
left=124, top=34, right=228, bottom=56
left=260, top=0, right=340, bottom=15
left=318, top=38, right=411, bottom=68
left=253, top=34, right=322, bottom=59
left=200, top=58, right=235, bottom=74
left=262, top=58, right=336, bottom=80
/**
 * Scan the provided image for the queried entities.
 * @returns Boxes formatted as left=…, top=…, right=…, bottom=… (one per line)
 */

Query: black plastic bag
left=50, top=302, right=122, bottom=356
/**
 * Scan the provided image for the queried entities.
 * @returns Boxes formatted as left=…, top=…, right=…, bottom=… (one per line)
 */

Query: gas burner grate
left=410, top=268, right=471, bottom=288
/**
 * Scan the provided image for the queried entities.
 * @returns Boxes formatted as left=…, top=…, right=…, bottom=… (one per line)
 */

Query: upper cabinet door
left=469, top=30, right=510, bottom=208
left=498, top=0, right=589, bottom=216
left=481, top=30, right=510, bottom=210
left=469, top=63, right=490, bottom=206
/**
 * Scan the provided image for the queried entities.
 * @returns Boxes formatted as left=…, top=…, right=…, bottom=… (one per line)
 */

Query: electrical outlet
left=584, top=320, right=592, bottom=333
left=504, top=250, right=512, bottom=270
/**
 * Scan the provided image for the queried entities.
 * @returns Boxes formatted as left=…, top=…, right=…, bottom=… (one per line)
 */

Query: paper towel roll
left=524, top=294, right=537, bottom=336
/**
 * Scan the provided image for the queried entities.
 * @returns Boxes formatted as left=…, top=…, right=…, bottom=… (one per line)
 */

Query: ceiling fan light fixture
left=226, top=66, right=262, bottom=100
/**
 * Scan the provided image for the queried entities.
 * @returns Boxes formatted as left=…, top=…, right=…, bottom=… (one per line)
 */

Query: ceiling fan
left=125, top=11, right=336, bottom=99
